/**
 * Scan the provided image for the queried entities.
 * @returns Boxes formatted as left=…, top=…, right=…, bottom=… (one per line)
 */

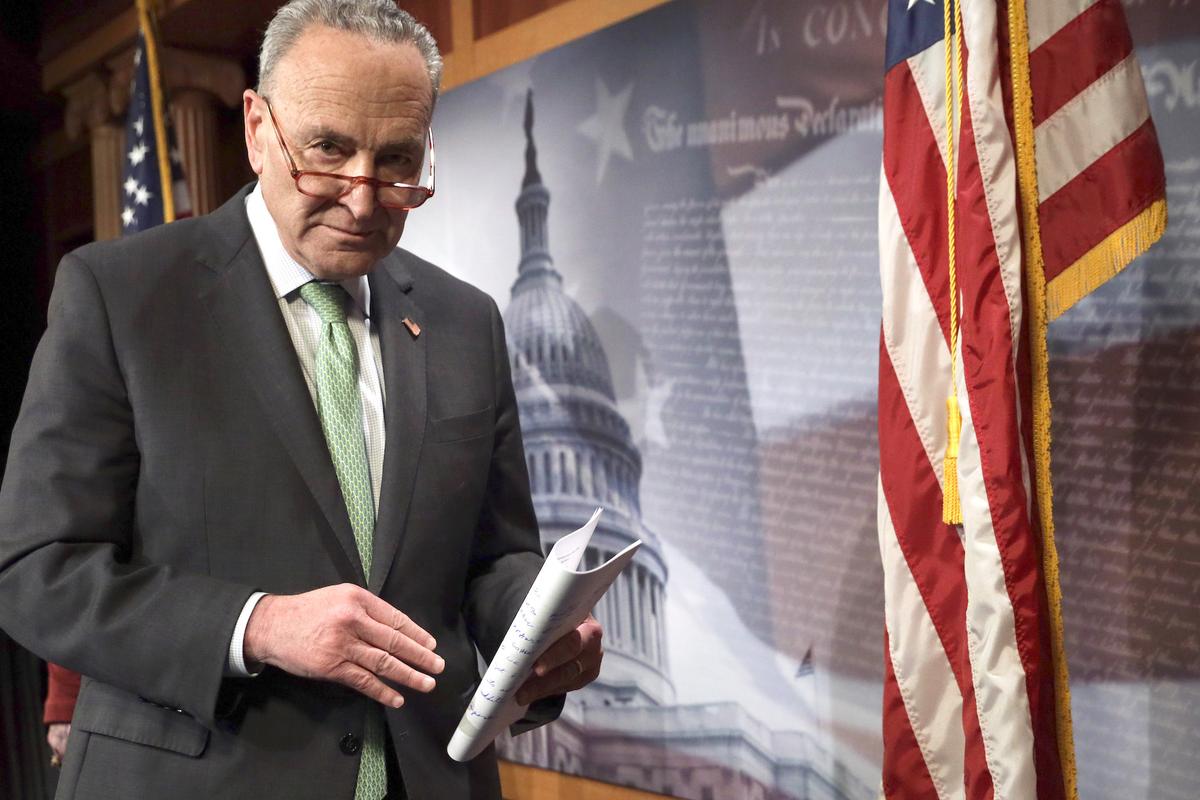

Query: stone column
left=656, top=584, right=667, bottom=668
left=169, top=88, right=220, bottom=215
left=648, top=582, right=659, bottom=665
left=607, top=564, right=622, bottom=645
left=628, top=568, right=638, bottom=652
left=600, top=556, right=613, bottom=643
left=658, top=583, right=667, bottom=666
left=90, top=124, right=126, bottom=240
left=630, top=568, right=641, bottom=654
left=549, top=447, right=560, bottom=496
left=62, top=72, right=124, bottom=241
left=636, top=568, right=648, bottom=656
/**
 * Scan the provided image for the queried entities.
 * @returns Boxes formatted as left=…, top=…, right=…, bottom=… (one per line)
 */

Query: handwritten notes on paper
left=447, top=508, right=640, bottom=762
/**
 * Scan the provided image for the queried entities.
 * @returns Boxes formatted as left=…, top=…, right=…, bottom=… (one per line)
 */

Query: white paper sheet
left=447, top=508, right=640, bottom=762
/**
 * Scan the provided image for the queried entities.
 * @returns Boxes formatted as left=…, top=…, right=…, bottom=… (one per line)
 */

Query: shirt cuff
left=227, top=591, right=268, bottom=677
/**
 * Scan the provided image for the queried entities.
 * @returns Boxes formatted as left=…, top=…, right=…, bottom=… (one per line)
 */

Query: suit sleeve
left=461, top=297, right=565, bottom=732
left=0, top=253, right=254, bottom=729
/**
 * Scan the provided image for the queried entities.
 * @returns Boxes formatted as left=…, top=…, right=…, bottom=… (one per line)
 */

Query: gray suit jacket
left=0, top=185, right=558, bottom=799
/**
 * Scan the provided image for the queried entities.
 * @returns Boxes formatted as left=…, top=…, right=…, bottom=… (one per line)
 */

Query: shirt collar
left=245, top=183, right=371, bottom=318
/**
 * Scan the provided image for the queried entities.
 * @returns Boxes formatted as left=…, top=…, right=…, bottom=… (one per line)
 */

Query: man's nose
left=340, top=178, right=378, bottom=220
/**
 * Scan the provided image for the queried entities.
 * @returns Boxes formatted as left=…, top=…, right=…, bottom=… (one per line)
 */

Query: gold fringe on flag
left=1006, top=1, right=1078, bottom=797
left=1047, top=199, right=1168, bottom=320
left=136, top=0, right=175, bottom=223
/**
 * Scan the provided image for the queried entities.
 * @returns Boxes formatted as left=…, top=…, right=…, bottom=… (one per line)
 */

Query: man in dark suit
left=0, top=2, right=602, bottom=798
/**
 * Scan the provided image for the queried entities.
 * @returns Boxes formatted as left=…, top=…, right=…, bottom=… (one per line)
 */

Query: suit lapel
left=199, top=190, right=365, bottom=585
left=368, top=252, right=427, bottom=594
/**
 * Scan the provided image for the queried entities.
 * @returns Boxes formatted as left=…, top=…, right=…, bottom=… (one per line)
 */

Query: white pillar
left=62, top=72, right=123, bottom=241
left=169, top=88, right=220, bottom=215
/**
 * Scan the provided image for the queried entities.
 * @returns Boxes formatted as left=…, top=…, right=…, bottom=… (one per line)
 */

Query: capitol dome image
left=504, top=91, right=672, bottom=710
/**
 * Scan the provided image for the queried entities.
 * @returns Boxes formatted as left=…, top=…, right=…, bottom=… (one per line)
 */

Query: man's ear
left=243, top=89, right=265, bottom=176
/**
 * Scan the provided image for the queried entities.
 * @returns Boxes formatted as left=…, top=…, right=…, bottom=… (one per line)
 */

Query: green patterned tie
left=299, top=281, right=388, bottom=800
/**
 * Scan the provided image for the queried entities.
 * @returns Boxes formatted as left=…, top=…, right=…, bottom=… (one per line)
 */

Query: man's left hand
left=47, top=723, right=70, bottom=766
left=515, top=614, right=603, bottom=706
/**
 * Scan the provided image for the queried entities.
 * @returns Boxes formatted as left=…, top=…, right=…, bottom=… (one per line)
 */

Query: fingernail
left=434, top=656, right=445, bottom=672
left=392, top=697, right=403, bottom=708
left=423, top=676, right=435, bottom=691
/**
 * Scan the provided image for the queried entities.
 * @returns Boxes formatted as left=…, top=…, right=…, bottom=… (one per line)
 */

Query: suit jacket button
left=339, top=733, right=361, bottom=755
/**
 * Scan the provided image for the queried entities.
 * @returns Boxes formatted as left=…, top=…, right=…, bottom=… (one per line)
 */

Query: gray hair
left=257, top=0, right=442, bottom=100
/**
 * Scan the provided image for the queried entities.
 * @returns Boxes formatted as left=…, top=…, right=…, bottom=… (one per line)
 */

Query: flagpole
left=136, top=0, right=175, bottom=223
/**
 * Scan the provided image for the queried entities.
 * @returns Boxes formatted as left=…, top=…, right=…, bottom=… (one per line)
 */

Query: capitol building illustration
left=495, top=92, right=867, bottom=800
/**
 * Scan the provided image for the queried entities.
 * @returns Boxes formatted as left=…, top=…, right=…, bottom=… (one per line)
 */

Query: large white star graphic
left=128, top=142, right=149, bottom=166
left=577, top=78, right=634, bottom=184
left=121, top=206, right=135, bottom=227
left=134, top=185, right=153, bottom=206
left=907, top=0, right=936, bottom=9
left=123, top=176, right=139, bottom=196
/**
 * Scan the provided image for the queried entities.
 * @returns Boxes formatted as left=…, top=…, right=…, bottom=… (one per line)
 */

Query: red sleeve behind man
left=43, top=663, right=81, bottom=724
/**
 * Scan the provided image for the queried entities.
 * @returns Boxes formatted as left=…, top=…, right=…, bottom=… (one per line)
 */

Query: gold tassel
left=941, top=0, right=963, bottom=529
left=943, top=395, right=962, bottom=525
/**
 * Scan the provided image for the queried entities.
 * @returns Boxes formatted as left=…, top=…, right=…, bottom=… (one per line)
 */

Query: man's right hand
left=243, top=584, right=443, bottom=708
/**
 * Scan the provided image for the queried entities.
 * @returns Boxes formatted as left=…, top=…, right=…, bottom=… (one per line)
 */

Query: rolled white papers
left=447, top=508, right=640, bottom=761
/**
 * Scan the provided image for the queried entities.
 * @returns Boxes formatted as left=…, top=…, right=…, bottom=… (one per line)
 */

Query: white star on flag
left=907, top=0, right=936, bottom=9
left=128, top=143, right=149, bottom=166
left=577, top=78, right=634, bottom=184
left=170, top=146, right=183, bottom=165
left=123, top=176, right=139, bottom=196
left=122, top=207, right=135, bottom=227
left=133, top=116, right=144, bottom=137
left=134, top=185, right=153, bottom=206
left=133, top=48, right=142, bottom=66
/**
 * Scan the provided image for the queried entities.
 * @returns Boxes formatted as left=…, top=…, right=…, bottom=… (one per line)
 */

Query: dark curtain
left=3, top=3, right=56, bottom=798
left=0, top=633, right=53, bottom=800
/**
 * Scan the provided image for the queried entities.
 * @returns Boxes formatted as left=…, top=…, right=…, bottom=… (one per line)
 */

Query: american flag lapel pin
left=402, top=317, right=421, bottom=338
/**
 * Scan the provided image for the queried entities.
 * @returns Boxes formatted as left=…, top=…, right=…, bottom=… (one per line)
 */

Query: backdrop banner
left=402, top=2, right=1200, bottom=798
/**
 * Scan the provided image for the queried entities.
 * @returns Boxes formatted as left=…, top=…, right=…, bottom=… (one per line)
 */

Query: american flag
left=877, top=0, right=1165, bottom=798
left=120, top=29, right=191, bottom=234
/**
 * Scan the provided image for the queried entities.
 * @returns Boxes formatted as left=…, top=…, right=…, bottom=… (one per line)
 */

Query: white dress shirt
left=227, top=184, right=388, bottom=675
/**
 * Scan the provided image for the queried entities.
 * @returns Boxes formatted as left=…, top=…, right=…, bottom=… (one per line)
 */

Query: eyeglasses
left=263, top=97, right=435, bottom=210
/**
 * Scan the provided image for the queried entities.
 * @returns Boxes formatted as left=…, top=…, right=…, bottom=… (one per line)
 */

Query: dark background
left=1, top=6, right=57, bottom=798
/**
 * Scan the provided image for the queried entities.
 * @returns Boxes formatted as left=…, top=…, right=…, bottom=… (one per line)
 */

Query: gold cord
left=942, top=0, right=965, bottom=525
